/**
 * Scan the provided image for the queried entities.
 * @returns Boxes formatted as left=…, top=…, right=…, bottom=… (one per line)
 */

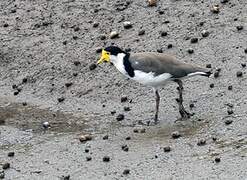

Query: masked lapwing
left=97, top=46, right=211, bottom=123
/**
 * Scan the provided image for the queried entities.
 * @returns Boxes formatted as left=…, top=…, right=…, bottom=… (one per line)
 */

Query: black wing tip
left=201, top=70, right=212, bottom=77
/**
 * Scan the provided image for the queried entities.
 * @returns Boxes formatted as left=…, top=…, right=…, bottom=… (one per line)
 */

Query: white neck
left=110, top=53, right=128, bottom=76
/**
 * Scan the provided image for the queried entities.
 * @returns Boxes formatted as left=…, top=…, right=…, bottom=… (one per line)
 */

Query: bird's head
left=97, top=46, right=125, bottom=64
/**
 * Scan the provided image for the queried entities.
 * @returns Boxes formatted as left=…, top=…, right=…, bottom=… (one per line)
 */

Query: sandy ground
left=1, top=0, right=247, bottom=179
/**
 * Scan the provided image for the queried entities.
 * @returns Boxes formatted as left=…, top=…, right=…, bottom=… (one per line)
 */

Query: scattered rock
left=73, top=61, right=81, bottom=66
left=110, top=110, right=116, bottom=115
left=109, top=31, right=119, bottom=39
left=167, top=44, right=173, bottom=49
left=133, top=129, right=139, bottom=133
left=121, top=96, right=128, bottom=102
left=210, top=83, right=214, bottom=88
left=187, top=48, right=194, bottom=54
left=123, top=169, right=130, bottom=175
left=236, top=71, right=243, bottom=77
left=57, top=97, right=65, bottom=102
left=157, top=48, right=163, bottom=53
left=228, top=85, right=233, bottom=90
left=160, top=31, right=168, bottom=37
left=190, top=37, right=198, bottom=43
left=13, top=91, right=19, bottom=96
left=72, top=36, right=78, bottom=40
left=138, top=30, right=145, bottom=36
left=116, top=114, right=125, bottom=121
left=121, top=145, right=129, bottom=152
left=244, top=48, right=247, bottom=54
left=2, top=162, right=10, bottom=170
left=201, top=30, right=209, bottom=37
left=73, top=26, right=80, bottom=32
left=140, top=128, right=146, bottom=133
left=62, top=175, right=70, bottom=180
left=212, top=137, right=217, bottom=141
left=148, top=0, right=157, bottom=6
left=79, top=134, right=93, bottom=142
left=65, top=82, right=73, bottom=88
left=225, top=119, right=233, bottom=125
left=99, top=34, right=106, bottom=40
left=124, top=106, right=131, bottom=111
left=85, top=148, right=89, bottom=153
left=227, top=109, right=234, bottom=115
left=214, top=71, right=220, bottom=78
left=236, top=25, right=243, bottom=31
left=103, top=156, right=110, bottom=162
left=89, top=63, right=97, bottom=71
left=215, top=157, right=221, bottom=163
left=189, top=103, right=195, bottom=108
left=123, top=21, right=132, bottom=29
left=86, top=156, right=92, bottom=161
left=220, top=0, right=229, bottom=3
left=0, top=171, right=5, bottom=179
left=93, top=22, right=99, bottom=28
left=171, top=131, right=181, bottom=139
left=103, top=135, right=109, bottom=140
left=163, top=146, right=171, bottom=152
left=241, top=63, right=246, bottom=68
left=125, top=136, right=131, bottom=140
left=42, top=122, right=50, bottom=129
left=7, top=152, right=15, bottom=157
left=22, top=77, right=28, bottom=83
left=211, top=5, right=220, bottom=13
left=197, top=139, right=206, bottom=146
left=206, top=64, right=212, bottom=68
left=3, top=23, right=9, bottom=27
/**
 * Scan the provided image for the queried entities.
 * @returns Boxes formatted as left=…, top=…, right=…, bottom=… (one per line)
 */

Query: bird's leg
left=175, top=79, right=191, bottom=119
left=154, top=88, right=160, bottom=124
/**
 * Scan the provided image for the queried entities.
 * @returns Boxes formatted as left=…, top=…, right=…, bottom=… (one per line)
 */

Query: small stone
left=133, top=129, right=139, bottom=133
left=7, top=152, right=15, bottom=157
left=123, top=21, right=132, bottom=29
left=241, top=63, right=246, bottom=68
left=99, top=35, right=106, bottom=40
left=109, top=31, right=119, bottom=39
left=73, top=72, right=78, bottom=77
left=201, top=30, right=210, bottom=37
left=13, top=91, right=19, bottom=96
left=227, top=109, right=233, bottom=115
left=212, top=137, right=217, bottom=141
left=236, top=25, right=243, bottom=31
left=236, top=71, right=243, bottom=77
left=197, top=139, right=206, bottom=146
left=72, top=36, right=78, bottom=40
left=63, top=41, right=67, bottom=45
left=103, top=135, right=109, bottom=140
left=171, top=131, right=181, bottom=139
left=22, top=77, right=28, bottom=83
left=93, top=22, right=99, bottom=28
left=121, top=145, right=129, bottom=152
left=3, top=23, right=9, bottom=27
left=12, top=84, right=17, bottom=89
left=0, top=171, right=5, bottom=179
left=163, top=146, right=171, bottom=152
left=158, top=9, right=164, bottom=15
left=211, top=5, right=220, bottom=13
left=110, top=110, right=116, bottom=115
left=86, top=156, right=92, bottom=161
left=138, top=30, right=145, bottom=36
left=121, top=96, right=128, bottom=102
left=189, top=103, right=195, bottom=108
left=57, top=97, right=65, bottom=102
left=215, top=157, right=221, bottom=163
left=191, top=38, right=198, bottom=43
left=225, top=119, right=233, bottom=125
left=157, top=48, right=163, bottom=53
left=103, top=156, right=110, bottom=162
left=124, top=106, right=131, bottom=111
left=244, top=48, right=247, bottom=54
left=148, top=0, right=157, bottom=6
left=228, top=85, right=233, bottom=90
left=65, top=82, right=73, bottom=88
left=62, top=175, right=70, bottom=180
left=187, top=48, right=194, bottom=54
left=214, top=71, right=220, bottom=78
left=206, top=64, right=212, bottom=68
left=125, top=48, right=131, bottom=52
left=167, top=44, right=173, bottom=49
left=123, top=169, right=130, bottom=175
left=160, top=31, right=168, bottom=37
left=85, top=148, right=89, bottom=153
left=2, top=162, right=10, bottom=170
left=79, top=134, right=93, bottom=142
left=220, top=0, right=229, bottom=3
left=74, top=26, right=80, bottom=32
left=42, top=121, right=50, bottom=129
left=0, top=119, right=5, bottom=125
left=89, top=63, right=97, bottom=71
left=125, top=136, right=131, bottom=140
left=116, top=114, right=124, bottom=121
left=210, top=83, right=214, bottom=88
left=73, top=61, right=81, bottom=66
left=140, top=128, right=146, bottom=133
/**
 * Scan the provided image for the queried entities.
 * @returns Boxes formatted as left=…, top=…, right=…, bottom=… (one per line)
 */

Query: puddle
left=0, top=102, right=90, bottom=133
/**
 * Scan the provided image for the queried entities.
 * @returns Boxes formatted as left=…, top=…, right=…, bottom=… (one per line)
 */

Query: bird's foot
left=178, top=109, right=194, bottom=120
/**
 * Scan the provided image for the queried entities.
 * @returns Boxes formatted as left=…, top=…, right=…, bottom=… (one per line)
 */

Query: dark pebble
left=206, top=64, right=212, bottom=68
left=0, top=171, right=4, bottom=179
left=123, top=21, right=132, bottom=29
left=116, top=114, right=124, bottom=121
left=163, top=146, right=171, bottom=152
left=236, top=71, right=243, bottom=77
left=140, top=128, right=146, bottom=133
left=123, top=169, right=130, bottom=175
left=197, top=139, right=206, bottom=146
left=7, top=152, right=15, bottom=157
left=3, top=23, right=9, bottom=27
left=79, top=134, right=92, bottom=142
left=228, top=85, right=232, bottom=90
left=65, top=82, right=73, bottom=88
left=227, top=109, right=233, bottom=115
left=190, top=38, right=198, bottom=43
left=110, top=110, right=116, bottom=115
left=57, top=97, right=65, bottom=102
left=93, top=22, right=99, bottom=28
left=244, top=48, right=247, bottom=54
left=0, top=119, right=5, bottom=125
left=125, top=48, right=131, bottom=52
left=220, top=0, right=229, bottom=3
left=89, top=63, right=97, bottom=71
left=22, top=78, right=28, bottom=83
left=96, top=48, right=102, bottom=53
left=201, top=30, right=209, bottom=37
left=99, top=35, right=106, bottom=40
left=158, top=9, right=164, bottom=15
left=86, top=156, right=92, bottom=161
left=124, top=106, right=131, bottom=111
left=125, top=136, right=131, bottom=140
left=62, top=175, right=70, bottom=180
left=157, top=48, right=163, bottom=53
left=133, top=129, right=139, bottom=133
left=13, top=91, right=19, bottom=96
left=189, top=103, right=195, bottom=108
left=210, top=83, right=214, bottom=88
left=2, top=162, right=10, bottom=170
left=121, top=96, right=128, bottom=102
left=74, top=26, right=80, bottom=32
left=121, top=145, right=129, bottom=152
left=103, top=156, right=110, bottom=162
left=73, top=72, right=78, bottom=77
left=85, top=148, right=89, bottom=153
left=73, top=61, right=81, bottom=66
left=241, top=63, right=246, bottom=68
left=215, top=157, right=221, bottom=163
left=72, top=36, right=78, bottom=40
left=160, top=31, right=168, bottom=37
left=236, top=25, right=243, bottom=31
left=103, top=135, right=109, bottom=140
left=167, top=44, right=173, bottom=49
left=12, top=84, right=17, bottom=89
left=212, top=137, right=217, bottom=141
left=187, top=48, right=194, bottom=54
left=214, top=71, right=220, bottom=78
left=63, top=41, right=67, bottom=45
left=225, top=119, right=233, bottom=125
left=171, top=131, right=181, bottom=139
left=138, top=30, right=145, bottom=36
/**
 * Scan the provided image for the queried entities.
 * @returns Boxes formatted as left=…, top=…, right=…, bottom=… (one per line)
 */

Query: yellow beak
left=97, top=49, right=110, bottom=64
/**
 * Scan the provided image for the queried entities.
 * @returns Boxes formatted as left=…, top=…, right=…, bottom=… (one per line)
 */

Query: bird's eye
left=106, top=52, right=110, bottom=55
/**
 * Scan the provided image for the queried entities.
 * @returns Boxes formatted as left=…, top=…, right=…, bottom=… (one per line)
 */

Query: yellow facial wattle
left=97, top=49, right=110, bottom=64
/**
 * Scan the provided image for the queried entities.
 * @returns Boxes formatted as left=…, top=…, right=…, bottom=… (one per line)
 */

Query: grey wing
left=129, top=52, right=208, bottom=78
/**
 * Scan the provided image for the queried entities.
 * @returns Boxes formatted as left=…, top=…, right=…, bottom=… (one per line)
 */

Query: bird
left=97, top=46, right=211, bottom=123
